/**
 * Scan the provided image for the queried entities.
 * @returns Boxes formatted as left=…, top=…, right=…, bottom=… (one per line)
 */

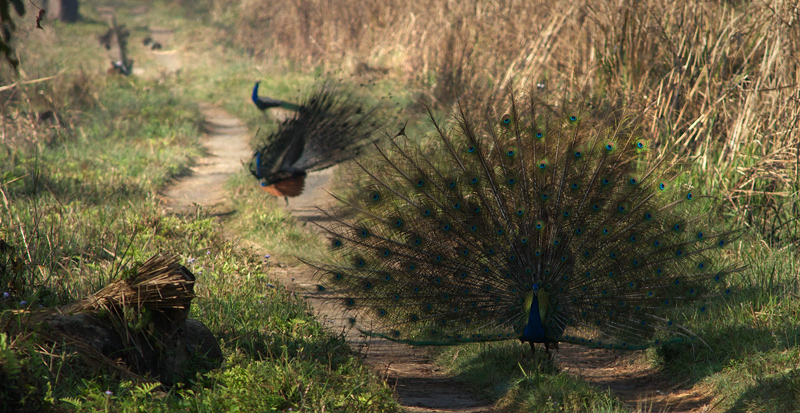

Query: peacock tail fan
left=305, top=88, right=743, bottom=351
left=249, top=80, right=388, bottom=186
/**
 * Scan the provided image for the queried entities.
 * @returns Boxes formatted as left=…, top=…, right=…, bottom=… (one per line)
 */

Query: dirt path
left=140, top=21, right=494, bottom=410
left=159, top=131, right=494, bottom=411
left=213, top=165, right=496, bottom=412
left=557, top=346, right=713, bottom=412
left=138, top=25, right=248, bottom=215
left=160, top=103, right=250, bottom=215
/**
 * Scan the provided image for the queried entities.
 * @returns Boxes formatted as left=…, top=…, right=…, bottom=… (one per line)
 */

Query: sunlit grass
left=0, top=7, right=398, bottom=411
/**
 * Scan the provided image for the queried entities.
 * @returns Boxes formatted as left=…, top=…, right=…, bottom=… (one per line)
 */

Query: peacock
left=249, top=82, right=385, bottom=203
left=306, top=89, right=742, bottom=356
left=251, top=81, right=303, bottom=112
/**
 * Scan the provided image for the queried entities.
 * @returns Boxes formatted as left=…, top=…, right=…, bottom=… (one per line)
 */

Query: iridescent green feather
left=307, top=90, right=743, bottom=350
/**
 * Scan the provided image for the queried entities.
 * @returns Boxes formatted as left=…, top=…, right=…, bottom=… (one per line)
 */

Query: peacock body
left=308, top=90, right=742, bottom=353
left=249, top=82, right=384, bottom=200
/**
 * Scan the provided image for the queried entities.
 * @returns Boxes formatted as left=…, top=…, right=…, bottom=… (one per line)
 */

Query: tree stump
left=6, top=254, right=223, bottom=386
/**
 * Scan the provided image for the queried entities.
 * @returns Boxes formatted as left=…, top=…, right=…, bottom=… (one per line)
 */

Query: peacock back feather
left=307, top=90, right=743, bottom=351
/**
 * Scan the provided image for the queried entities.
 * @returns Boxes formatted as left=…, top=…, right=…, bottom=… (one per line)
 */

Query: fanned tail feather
left=306, top=88, right=743, bottom=350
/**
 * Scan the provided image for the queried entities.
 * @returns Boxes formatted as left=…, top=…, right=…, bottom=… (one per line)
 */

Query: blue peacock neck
left=251, top=82, right=261, bottom=105
left=521, top=285, right=548, bottom=343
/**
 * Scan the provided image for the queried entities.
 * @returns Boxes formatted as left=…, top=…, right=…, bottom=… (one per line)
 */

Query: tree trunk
left=43, top=0, right=80, bottom=23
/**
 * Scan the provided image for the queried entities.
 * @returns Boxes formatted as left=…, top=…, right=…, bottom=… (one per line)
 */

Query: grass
left=429, top=342, right=630, bottom=412
left=0, top=5, right=397, bottom=411
left=224, top=170, right=325, bottom=263
left=1, top=0, right=799, bottom=412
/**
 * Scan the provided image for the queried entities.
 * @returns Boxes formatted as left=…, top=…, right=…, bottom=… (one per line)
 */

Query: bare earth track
left=124, top=7, right=715, bottom=412
left=160, top=104, right=250, bottom=215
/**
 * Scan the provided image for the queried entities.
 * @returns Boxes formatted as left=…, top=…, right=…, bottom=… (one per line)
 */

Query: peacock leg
left=284, top=196, right=289, bottom=206
left=529, top=341, right=536, bottom=358
left=543, top=342, right=561, bottom=360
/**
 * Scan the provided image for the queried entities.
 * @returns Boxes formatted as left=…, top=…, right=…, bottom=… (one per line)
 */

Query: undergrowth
left=0, top=8, right=396, bottom=412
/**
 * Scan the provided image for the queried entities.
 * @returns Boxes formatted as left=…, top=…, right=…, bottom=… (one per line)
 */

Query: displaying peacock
left=249, top=82, right=385, bottom=203
left=306, top=89, right=742, bottom=355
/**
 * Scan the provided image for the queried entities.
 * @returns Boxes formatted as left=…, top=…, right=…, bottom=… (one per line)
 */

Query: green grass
left=223, top=171, right=325, bottom=263
left=653, top=242, right=800, bottom=412
left=0, top=7, right=398, bottom=411
left=431, top=342, right=629, bottom=412
left=1, top=209, right=397, bottom=411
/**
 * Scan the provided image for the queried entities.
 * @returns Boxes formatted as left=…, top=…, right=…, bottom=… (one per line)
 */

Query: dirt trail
left=160, top=104, right=250, bottom=215
left=139, top=19, right=493, bottom=412
left=160, top=127, right=494, bottom=411
left=138, top=26, right=248, bottom=215
left=125, top=6, right=713, bottom=412
left=273, top=175, right=496, bottom=412
left=557, top=346, right=712, bottom=412
left=210, top=165, right=495, bottom=412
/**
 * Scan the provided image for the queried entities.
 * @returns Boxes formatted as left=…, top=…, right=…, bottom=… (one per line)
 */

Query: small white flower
left=105, top=390, right=113, bottom=396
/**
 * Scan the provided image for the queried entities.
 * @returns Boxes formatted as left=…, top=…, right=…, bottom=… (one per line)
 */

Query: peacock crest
left=306, top=89, right=743, bottom=353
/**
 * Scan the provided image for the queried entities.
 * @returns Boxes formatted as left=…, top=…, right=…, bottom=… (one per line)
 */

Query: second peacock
left=249, top=81, right=385, bottom=203
left=307, top=90, right=742, bottom=354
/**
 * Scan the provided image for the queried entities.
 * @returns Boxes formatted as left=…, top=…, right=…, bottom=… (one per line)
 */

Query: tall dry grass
left=188, top=0, right=799, bottom=244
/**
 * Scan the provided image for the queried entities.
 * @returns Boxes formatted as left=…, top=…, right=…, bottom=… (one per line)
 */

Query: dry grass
left=60, top=253, right=195, bottom=314
left=192, top=0, right=799, bottom=245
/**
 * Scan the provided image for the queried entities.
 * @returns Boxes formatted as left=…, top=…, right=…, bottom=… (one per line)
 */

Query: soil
left=132, top=7, right=716, bottom=413
left=160, top=103, right=250, bottom=215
